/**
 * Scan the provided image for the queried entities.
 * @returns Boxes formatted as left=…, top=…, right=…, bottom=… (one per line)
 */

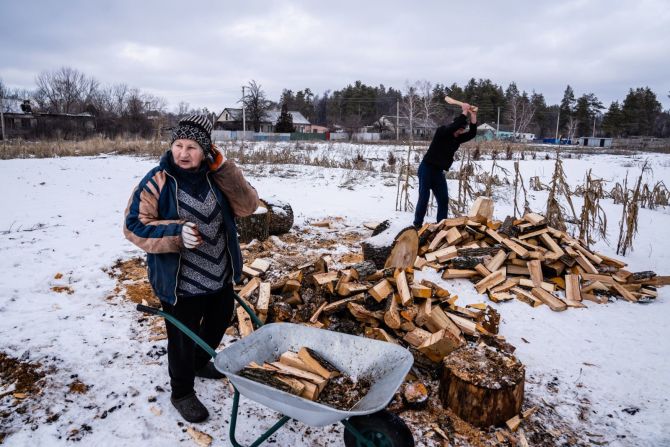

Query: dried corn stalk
left=578, top=169, right=607, bottom=246
left=545, top=155, right=578, bottom=232
left=513, top=161, right=531, bottom=218
left=616, top=162, right=649, bottom=256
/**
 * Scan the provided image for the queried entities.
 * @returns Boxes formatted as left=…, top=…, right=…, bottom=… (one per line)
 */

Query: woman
left=124, top=115, right=258, bottom=422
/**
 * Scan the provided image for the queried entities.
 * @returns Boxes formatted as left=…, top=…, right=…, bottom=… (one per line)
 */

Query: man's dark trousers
left=413, top=160, right=449, bottom=227
left=161, top=284, right=235, bottom=398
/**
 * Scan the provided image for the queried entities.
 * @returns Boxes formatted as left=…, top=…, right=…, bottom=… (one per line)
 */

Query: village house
left=1, top=98, right=95, bottom=140
left=215, top=108, right=311, bottom=133
left=372, top=115, right=438, bottom=139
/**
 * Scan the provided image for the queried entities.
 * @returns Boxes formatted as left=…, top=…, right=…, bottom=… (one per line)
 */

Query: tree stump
left=361, top=222, right=418, bottom=270
left=236, top=207, right=270, bottom=243
left=261, top=198, right=294, bottom=235
left=439, top=345, right=525, bottom=428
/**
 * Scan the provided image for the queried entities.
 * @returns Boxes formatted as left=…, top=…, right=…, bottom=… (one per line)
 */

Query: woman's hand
left=181, top=222, right=202, bottom=249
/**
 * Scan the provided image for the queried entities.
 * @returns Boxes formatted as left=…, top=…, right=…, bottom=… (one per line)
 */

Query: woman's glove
left=181, top=222, right=202, bottom=249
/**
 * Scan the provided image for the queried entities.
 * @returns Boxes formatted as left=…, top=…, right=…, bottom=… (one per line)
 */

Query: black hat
left=452, top=113, right=468, bottom=130
left=171, top=115, right=214, bottom=161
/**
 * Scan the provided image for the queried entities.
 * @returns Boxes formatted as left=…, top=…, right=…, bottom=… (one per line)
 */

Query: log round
left=236, top=207, right=270, bottom=243
left=261, top=198, right=294, bottom=235
left=361, top=223, right=419, bottom=270
left=439, top=345, right=525, bottom=428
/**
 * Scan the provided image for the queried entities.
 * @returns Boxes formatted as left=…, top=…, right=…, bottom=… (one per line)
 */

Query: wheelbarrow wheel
left=343, top=410, right=414, bottom=447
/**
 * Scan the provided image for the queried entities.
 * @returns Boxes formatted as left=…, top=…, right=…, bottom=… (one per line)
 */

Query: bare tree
left=416, top=80, right=437, bottom=127
left=396, top=82, right=423, bottom=212
left=243, top=80, right=271, bottom=132
left=35, top=67, right=99, bottom=114
left=176, top=101, right=190, bottom=116
left=506, top=89, right=536, bottom=138
left=565, top=115, right=579, bottom=141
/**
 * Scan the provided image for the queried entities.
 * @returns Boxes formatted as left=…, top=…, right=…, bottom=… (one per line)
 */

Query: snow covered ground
left=0, top=143, right=669, bottom=446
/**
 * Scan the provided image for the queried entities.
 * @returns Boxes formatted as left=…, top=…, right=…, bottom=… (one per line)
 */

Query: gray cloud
left=1, top=0, right=668, bottom=111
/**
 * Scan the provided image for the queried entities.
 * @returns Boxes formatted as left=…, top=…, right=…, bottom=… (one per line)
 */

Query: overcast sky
left=2, top=0, right=669, bottom=112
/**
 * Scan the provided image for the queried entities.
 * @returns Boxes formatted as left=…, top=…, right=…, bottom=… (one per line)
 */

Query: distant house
left=215, top=108, right=311, bottom=133
left=373, top=115, right=438, bottom=138
left=1, top=99, right=37, bottom=139
left=307, top=124, right=328, bottom=134
left=495, top=125, right=536, bottom=141
left=1, top=98, right=95, bottom=139
left=577, top=136, right=612, bottom=148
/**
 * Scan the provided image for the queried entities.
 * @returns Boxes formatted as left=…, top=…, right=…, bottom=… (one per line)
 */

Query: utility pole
left=241, top=86, right=246, bottom=144
left=0, top=96, right=5, bottom=146
left=592, top=114, right=596, bottom=137
left=396, top=99, right=399, bottom=142
left=554, top=108, right=560, bottom=142
left=496, top=106, right=500, bottom=139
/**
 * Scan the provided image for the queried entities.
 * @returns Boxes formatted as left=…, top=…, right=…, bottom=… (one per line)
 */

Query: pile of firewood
left=414, top=197, right=667, bottom=310
left=230, top=198, right=667, bottom=429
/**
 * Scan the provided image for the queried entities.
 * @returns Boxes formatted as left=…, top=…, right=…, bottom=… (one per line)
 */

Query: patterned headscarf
left=170, top=115, right=214, bottom=160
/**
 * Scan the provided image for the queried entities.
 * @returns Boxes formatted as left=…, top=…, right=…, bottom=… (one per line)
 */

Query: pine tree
left=275, top=102, right=295, bottom=133
left=559, top=85, right=576, bottom=131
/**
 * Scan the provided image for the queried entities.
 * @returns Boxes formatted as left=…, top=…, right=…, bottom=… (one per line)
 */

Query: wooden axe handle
left=445, top=96, right=478, bottom=113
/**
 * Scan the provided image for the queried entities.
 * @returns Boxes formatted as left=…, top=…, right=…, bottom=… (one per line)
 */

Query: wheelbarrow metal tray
left=215, top=323, right=413, bottom=427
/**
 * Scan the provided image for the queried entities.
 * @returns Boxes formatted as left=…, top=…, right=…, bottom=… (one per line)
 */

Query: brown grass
left=1, top=137, right=164, bottom=159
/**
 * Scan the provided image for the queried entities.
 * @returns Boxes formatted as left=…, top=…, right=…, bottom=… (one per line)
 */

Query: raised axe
left=444, top=96, right=478, bottom=113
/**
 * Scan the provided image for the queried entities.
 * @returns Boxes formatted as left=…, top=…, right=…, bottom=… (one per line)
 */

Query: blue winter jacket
left=123, top=151, right=258, bottom=304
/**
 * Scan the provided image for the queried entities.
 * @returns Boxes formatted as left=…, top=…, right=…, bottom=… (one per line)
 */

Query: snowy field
left=0, top=142, right=669, bottom=446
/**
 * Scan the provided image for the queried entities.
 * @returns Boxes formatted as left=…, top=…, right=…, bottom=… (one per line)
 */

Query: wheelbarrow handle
left=136, top=304, right=218, bottom=359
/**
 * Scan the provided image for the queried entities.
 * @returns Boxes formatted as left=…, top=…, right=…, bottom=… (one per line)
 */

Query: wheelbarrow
left=137, top=292, right=415, bottom=447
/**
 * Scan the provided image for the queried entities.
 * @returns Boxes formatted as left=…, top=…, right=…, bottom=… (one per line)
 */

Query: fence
left=212, top=130, right=381, bottom=143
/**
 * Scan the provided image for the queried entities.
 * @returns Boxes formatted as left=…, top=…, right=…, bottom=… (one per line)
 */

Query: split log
left=403, top=382, right=429, bottom=410
left=261, top=198, right=294, bottom=235
left=349, top=261, right=378, bottom=281
left=369, top=279, right=393, bottom=302
left=395, top=270, right=412, bottom=305
left=531, top=288, right=567, bottom=311
left=269, top=362, right=329, bottom=392
left=565, top=274, right=581, bottom=302
left=236, top=207, right=270, bottom=243
left=237, top=367, right=295, bottom=395
left=250, top=258, right=271, bottom=274
left=403, top=327, right=432, bottom=348
left=418, top=329, right=465, bottom=362
left=322, top=294, right=365, bottom=315
left=256, top=282, right=271, bottom=322
left=384, top=294, right=402, bottom=329
left=298, top=347, right=341, bottom=379
left=268, top=301, right=294, bottom=322
left=468, top=196, right=494, bottom=221
left=498, top=216, right=520, bottom=238
left=236, top=305, right=254, bottom=337
left=361, top=224, right=419, bottom=270
left=439, top=346, right=525, bottom=428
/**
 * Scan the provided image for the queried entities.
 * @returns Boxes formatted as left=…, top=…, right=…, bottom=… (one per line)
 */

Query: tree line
left=1, top=67, right=669, bottom=139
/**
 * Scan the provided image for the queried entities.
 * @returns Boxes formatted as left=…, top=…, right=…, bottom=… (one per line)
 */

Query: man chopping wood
left=413, top=98, right=477, bottom=227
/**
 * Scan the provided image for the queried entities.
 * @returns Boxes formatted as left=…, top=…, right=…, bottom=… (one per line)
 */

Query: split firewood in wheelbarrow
left=238, top=346, right=371, bottom=410
left=260, top=197, right=294, bottom=235
left=361, top=220, right=419, bottom=270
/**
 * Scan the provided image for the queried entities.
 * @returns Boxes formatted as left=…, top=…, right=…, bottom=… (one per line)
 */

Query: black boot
left=170, top=392, right=209, bottom=423
left=195, top=361, right=226, bottom=379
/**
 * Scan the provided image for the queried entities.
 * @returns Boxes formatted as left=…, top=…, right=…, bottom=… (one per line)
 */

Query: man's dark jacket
left=422, top=114, right=477, bottom=170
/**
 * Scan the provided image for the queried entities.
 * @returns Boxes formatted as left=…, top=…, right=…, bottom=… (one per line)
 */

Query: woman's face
left=171, top=139, right=205, bottom=170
